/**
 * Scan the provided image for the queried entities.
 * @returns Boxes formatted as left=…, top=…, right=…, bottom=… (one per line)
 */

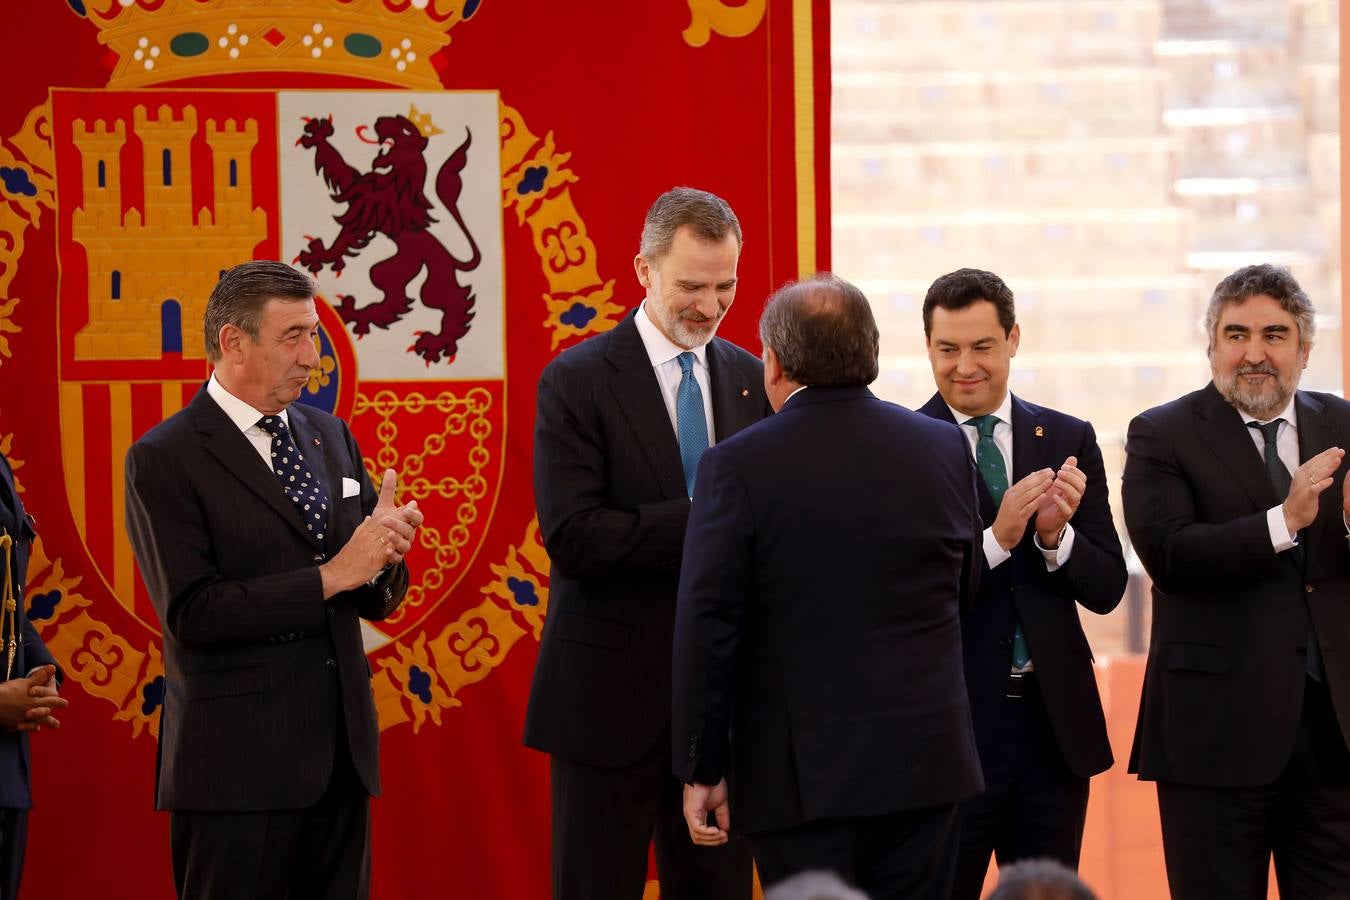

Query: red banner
left=0, top=1, right=829, bottom=896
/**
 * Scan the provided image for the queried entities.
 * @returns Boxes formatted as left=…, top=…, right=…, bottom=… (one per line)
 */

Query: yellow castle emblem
left=71, top=104, right=265, bottom=361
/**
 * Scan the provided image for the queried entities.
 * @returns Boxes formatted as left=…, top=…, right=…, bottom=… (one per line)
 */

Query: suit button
left=325, top=658, right=337, bottom=670
left=998, top=638, right=1011, bottom=647
left=314, top=553, right=326, bottom=563
left=1306, top=585, right=1315, bottom=593
left=327, top=606, right=335, bottom=617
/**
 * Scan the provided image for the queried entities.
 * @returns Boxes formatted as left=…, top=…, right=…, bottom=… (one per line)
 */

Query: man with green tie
left=916, top=268, right=1126, bottom=899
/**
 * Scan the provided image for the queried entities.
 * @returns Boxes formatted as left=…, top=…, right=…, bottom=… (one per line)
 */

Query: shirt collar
left=947, top=391, right=1014, bottom=429
left=635, top=302, right=709, bottom=371
left=1237, top=394, right=1298, bottom=430
left=207, top=372, right=289, bottom=434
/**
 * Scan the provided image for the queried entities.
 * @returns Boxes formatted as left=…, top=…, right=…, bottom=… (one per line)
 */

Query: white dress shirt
left=207, top=373, right=287, bottom=470
left=1239, top=396, right=1302, bottom=552
left=946, top=394, right=1075, bottom=572
left=634, top=302, right=717, bottom=445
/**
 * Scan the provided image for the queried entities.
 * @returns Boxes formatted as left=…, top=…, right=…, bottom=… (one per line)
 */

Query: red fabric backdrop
left=0, top=1, right=829, bottom=896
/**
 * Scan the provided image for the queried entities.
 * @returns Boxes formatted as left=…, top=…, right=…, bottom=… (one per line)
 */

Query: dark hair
left=758, top=273, right=879, bottom=387
left=203, top=261, right=315, bottom=362
left=922, top=268, right=1016, bottom=338
left=986, top=859, right=1098, bottom=900
left=639, top=187, right=742, bottom=263
left=1203, top=263, right=1315, bottom=352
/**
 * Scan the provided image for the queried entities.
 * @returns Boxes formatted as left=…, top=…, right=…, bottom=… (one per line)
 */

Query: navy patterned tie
left=1248, top=419, right=1323, bottom=681
left=257, top=415, right=331, bottom=550
left=676, top=352, right=710, bottom=497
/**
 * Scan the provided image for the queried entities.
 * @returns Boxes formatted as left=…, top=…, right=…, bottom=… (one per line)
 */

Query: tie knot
left=969, top=414, right=1000, bottom=439
left=257, top=415, right=287, bottom=437
left=1247, top=418, right=1283, bottom=445
left=677, top=351, right=697, bottom=376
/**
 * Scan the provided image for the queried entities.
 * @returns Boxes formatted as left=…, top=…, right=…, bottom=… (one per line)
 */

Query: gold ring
left=1311, top=475, right=1317, bottom=485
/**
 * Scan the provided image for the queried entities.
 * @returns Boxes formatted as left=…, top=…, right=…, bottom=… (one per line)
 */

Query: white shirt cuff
left=983, top=526, right=1012, bottom=569
left=1034, top=523, right=1075, bottom=572
left=1267, top=505, right=1298, bottom=553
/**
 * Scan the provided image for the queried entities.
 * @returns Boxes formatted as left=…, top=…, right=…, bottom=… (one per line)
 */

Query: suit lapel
left=607, top=315, right=687, bottom=501
left=190, top=390, right=323, bottom=550
left=1296, top=390, right=1336, bottom=573
left=287, top=404, right=358, bottom=550
left=707, top=337, right=760, bottom=441
left=1193, top=382, right=1279, bottom=510
left=919, top=392, right=997, bottom=525
left=1009, top=395, right=1048, bottom=482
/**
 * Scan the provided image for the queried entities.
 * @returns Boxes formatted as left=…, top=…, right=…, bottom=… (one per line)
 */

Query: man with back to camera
left=673, top=273, right=984, bottom=900
left=916, top=268, right=1126, bottom=898
left=124, top=260, right=424, bottom=900
left=524, top=187, right=767, bottom=899
left=1124, top=263, right=1350, bottom=897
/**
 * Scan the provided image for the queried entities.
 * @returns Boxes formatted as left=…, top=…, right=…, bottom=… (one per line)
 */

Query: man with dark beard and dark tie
left=1124, top=263, right=1350, bottom=897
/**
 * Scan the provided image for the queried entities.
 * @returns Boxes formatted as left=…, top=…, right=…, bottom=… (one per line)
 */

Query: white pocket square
left=341, top=477, right=361, bottom=499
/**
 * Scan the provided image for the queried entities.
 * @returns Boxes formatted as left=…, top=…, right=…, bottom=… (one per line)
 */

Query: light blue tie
left=676, top=352, right=710, bottom=496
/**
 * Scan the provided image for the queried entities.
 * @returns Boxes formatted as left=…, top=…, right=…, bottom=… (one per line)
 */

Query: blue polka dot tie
left=970, top=414, right=1031, bottom=671
left=676, top=352, right=710, bottom=497
left=257, top=415, right=330, bottom=551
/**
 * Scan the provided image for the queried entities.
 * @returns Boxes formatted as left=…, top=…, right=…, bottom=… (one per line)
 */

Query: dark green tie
left=969, top=415, right=1031, bottom=670
left=1248, top=419, right=1322, bottom=681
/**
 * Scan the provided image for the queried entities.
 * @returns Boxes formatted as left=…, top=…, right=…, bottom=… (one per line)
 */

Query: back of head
left=639, top=186, right=742, bottom=263
left=764, top=870, right=871, bottom=900
left=922, top=267, right=1016, bottom=338
left=758, top=272, right=880, bottom=387
left=203, top=260, right=315, bottom=362
left=985, top=859, right=1098, bottom=900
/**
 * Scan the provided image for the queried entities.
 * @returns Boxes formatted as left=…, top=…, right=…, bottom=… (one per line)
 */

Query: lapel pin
left=1034, top=426, right=1044, bottom=438
left=313, top=437, right=321, bottom=447
left=741, top=389, right=749, bottom=397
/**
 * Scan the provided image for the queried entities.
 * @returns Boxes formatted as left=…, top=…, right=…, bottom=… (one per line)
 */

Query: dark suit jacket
left=672, top=386, right=985, bottom=835
left=523, top=311, right=770, bottom=768
left=1124, top=383, right=1350, bottom=785
left=0, top=453, right=58, bottom=810
left=125, top=387, right=408, bottom=811
left=918, top=393, right=1125, bottom=779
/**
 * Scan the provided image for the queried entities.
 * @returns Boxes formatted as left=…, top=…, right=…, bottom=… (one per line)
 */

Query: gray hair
left=638, top=187, right=742, bottom=264
left=204, top=261, right=316, bottom=362
left=987, top=858, right=1098, bottom=900
left=764, top=870, right=870, bottom=900
left=758, top=273, right=879, bottom=387
left=1203, top=264, right=1315, bottom=353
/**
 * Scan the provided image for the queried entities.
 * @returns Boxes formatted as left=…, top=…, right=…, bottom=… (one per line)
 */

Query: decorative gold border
left=5, top=92, right=612, bottom=737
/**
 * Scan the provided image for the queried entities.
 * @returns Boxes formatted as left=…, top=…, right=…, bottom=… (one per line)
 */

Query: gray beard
left=1213, top=362, right=1299, bottom=420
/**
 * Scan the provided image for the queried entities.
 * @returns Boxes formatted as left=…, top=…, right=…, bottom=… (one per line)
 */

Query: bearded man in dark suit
left=524, top=187, right=768, bottom=900
left=1124, top=263, right=1350, bottom=897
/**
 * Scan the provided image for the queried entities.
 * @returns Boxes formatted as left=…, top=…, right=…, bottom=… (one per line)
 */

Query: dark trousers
left=0, top=807, right=26, bottom=900
left=170, top=748, right=370, bottom=900
left=751, top=804, right=961, bottom=900
left=1157, top=677, right=1350, bottom=900
left=951, top=674, right=1090, bottom=900
left=550, top=739, right=754, bottom=900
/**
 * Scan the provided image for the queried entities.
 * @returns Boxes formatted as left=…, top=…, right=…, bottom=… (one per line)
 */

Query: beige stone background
left=830, top=3, right=1340, bottom=895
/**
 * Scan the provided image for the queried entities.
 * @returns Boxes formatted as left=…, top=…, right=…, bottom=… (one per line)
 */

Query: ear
left=1007, top=322, right=1021, bottom=357
left=218, top=323, right=245, bottom=362
left=1300, top=341, right=1312, bottom=369
left=633, top=254, right=652, bottom=290
left=763, top=346, right=783, bottom=387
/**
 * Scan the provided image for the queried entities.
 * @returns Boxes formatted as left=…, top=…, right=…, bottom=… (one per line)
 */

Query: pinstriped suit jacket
left=125, top=386, right=407, bottom=811
left=523, top=311, right=771, bottom=768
